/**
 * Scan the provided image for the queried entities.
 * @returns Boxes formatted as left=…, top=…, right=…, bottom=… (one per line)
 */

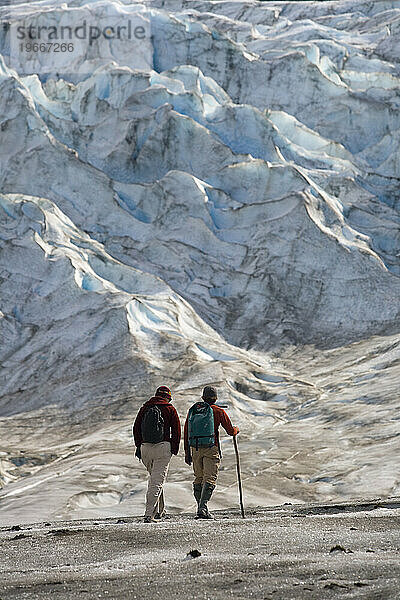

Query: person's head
left=155, top=385, right=172, bottom=401
left=202, top=385, right=217, bottom=405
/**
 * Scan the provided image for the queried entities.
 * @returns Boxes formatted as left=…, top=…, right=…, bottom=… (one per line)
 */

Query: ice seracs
left=0, top=0, right=399, bottom=522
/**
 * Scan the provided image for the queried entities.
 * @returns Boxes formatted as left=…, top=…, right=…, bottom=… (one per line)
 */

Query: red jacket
left=133, top=397, right=181, bottom=455
left=184, top=403, right=239, bottom=456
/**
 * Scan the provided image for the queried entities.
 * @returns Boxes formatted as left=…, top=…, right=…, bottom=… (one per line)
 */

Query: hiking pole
left=233, top=434, right=245, bottom=518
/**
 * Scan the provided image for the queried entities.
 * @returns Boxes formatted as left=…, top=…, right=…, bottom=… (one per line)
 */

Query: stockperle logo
left=6, top=5, right=152, bottom=76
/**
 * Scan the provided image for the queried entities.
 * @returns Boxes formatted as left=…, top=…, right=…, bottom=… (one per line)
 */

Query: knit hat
left=155, top=385, right=172, bottom=400
left=202, top=385, right=217, bottom=402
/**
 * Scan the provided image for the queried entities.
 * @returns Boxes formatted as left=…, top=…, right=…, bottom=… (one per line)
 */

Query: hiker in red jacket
left=184, top=385, right=239, bottom=519
left=133, top=385, right=181, bottom=522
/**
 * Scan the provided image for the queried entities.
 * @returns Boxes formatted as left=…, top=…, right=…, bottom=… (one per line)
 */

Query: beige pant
left=141, top=441, right=172, bottom=518
left=191, top=445, right=220, bottom=486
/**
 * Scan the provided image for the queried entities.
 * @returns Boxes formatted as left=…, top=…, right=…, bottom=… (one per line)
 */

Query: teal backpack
left=188, top=402, right=215, bottom=450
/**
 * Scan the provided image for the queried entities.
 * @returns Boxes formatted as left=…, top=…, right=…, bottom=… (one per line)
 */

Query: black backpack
left=141, top=405, right=164, bottom=443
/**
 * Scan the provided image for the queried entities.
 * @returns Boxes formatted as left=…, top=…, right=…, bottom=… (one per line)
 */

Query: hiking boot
left=195, top=508, right=213, bottom=520
left=193, top=483, right=202, bottom=512
left=154, top=511, right=166, bottom=521
left=196, top=482, right=215, bottom=519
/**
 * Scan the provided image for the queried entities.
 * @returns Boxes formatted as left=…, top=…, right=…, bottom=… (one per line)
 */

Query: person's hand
left=185, top=454, right=192, bottom=466
left=135, top=446, right=141, bottom=460
left=233, top=426, right=239, bottom=436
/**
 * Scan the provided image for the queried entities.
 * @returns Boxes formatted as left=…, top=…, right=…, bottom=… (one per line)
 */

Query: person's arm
left=218, top=407, right=239, bottom=436
left=133, top=407, right=145, bottom=459
left=170, top=406, right=181, bottom=455
left=183, top=415, right=192, bottom=464
left=133, top=407, right=144, bottom=448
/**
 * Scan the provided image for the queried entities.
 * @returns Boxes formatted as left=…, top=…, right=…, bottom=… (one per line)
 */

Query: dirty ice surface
left=0, top=0, right=399, bottom=524
left=1, top=501, right=400, bottom=599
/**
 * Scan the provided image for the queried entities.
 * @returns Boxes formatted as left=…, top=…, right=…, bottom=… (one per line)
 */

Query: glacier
left=0, top=0, right=399, bottom=524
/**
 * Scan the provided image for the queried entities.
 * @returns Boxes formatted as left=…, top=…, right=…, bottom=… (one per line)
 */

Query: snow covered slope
left=0, top=0, right=399, bottom=523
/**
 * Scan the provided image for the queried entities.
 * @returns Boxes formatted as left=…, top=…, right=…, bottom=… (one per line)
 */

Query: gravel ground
left=1, top=498, right=399, bottom=600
